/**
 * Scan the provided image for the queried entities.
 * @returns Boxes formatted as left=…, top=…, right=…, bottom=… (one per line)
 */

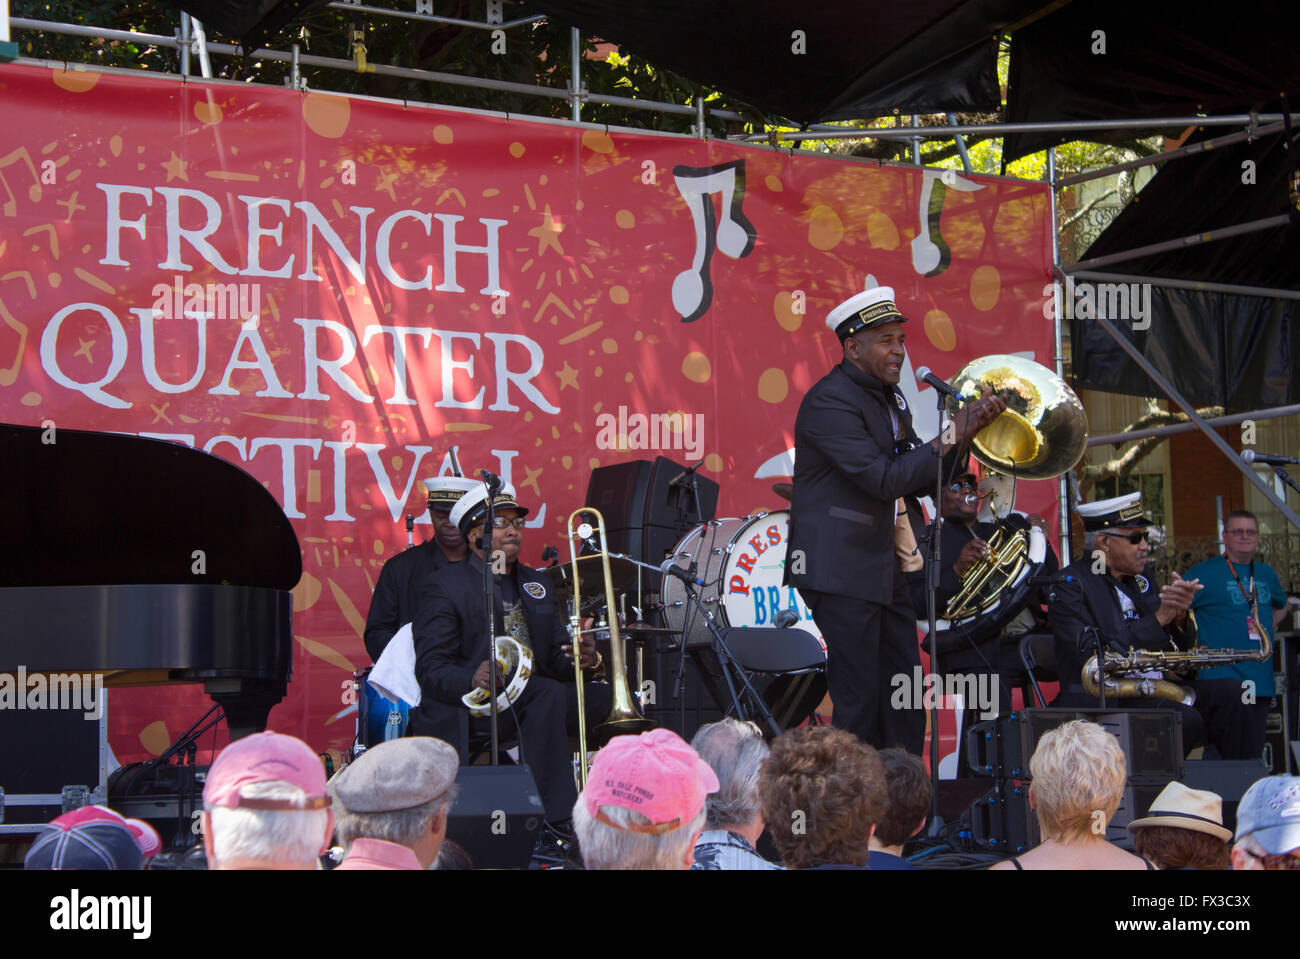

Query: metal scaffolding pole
left=325, top=1, right=543, bottom=30
left=1068, top=215, right=1291, bottom=272
left=569, top=26, right=581, bottom=123
left=1093, top=315, right=1300, bottom=532
left=1048, top=146, right=1071, bottom=557
left=1057, top=120, right=1286, bottom=188
left=947, top=113, right=973, bottom=174
left=739, top=113, right=1300, bottom=143
left=1089, top=405, right=1300, bottom=446
left=1067, top=269, right=1300, bottom=303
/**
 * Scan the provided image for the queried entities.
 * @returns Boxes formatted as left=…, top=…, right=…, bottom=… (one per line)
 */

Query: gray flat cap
left=332, top=737, right=459, bottom=813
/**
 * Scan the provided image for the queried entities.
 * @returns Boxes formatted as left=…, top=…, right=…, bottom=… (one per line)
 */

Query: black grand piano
left=0, top=422, right=300, bottom=740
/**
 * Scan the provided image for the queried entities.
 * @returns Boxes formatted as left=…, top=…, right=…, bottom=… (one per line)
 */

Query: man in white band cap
left=364, top=475, right=480, bottom=662
left=411, top=482, right=609, bottom=841
left=786, top=284, right=1004, bottom=753
left=1048, top=491, right=1246, bottom=756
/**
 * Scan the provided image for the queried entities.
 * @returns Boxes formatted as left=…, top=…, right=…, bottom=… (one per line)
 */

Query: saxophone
left=1081, top=611, right=1272, bottom=706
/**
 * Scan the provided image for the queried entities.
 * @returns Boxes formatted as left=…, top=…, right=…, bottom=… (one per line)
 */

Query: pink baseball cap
left=202, top=730, right=330, bottom=810
left=56, top=805, right=163, bottom=859
left=583, top=729, right=720, bottom=833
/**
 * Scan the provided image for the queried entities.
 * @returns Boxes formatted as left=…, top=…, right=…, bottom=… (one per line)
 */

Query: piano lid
left=1, top=423, right=302, bottom=590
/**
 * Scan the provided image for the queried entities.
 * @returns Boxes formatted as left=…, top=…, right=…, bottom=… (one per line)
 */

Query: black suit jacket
left=363, top=541, right=457, bottom=663
left=787, top=359, right=957, bottom=604
left=1048, top=560, right=1196, bottom=695
left=412, top=555, right=574, bottom=718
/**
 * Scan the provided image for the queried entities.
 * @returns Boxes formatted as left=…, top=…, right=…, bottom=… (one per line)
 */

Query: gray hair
left=335, top=784, right=458, bottom=849
left=571, top=799, right=706, bottom=870
left=207, top=781, right=331, bottom=868
left=690, top=718, right=768, bottom=829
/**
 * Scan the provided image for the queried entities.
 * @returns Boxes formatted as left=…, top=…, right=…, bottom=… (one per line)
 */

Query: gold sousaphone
left=939, top=355, right=1088, bottom=626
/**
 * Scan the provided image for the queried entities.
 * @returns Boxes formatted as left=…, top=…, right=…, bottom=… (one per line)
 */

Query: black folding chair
left=1018, top=631, right=1058, bottom=708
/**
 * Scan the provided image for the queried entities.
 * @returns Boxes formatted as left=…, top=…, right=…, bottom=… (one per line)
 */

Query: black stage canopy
left=1070, top=127, right=1299, bottom=410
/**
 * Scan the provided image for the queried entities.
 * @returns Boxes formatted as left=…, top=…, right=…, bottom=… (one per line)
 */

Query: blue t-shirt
left=1185, top=556, right=1286, bottom=698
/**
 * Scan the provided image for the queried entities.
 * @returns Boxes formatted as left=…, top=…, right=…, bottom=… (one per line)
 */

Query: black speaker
left=968, top=709, right=1183, bottom=784
left=444, top=765, right=544, bottom=869
left=586, top=457, right=719, bottom=535
left=968, top=781, right=1165, bottom=854
left=585, top=460, right=653, bottom=531
left=643, top=456, right=718, bottom=529
left=0, top=705, right=106, bottom=826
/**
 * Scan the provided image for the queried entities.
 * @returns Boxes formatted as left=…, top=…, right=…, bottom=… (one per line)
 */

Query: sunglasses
left=1243, top=849, right=1300, bottom=871
left=1102, top=529, right=1149, bottom=545
left=947, top=480, right=977, bottom=493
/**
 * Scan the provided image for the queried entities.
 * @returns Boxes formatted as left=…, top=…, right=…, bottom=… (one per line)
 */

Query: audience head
left=25, top=805, right=162, bottom=870
left=758, top=726, right=888, bottom=869
left=1127, top=781, right=1231, bottom=870
left=690, top=718, right=769, bottom=833
left=201, top=730, right=332, bottom=870
left=432, top=839, right=474, bottom=870
left=331, top=736, right=460, bottom=869
left=1231, top=775, right=1300, bottom=871
left=572, top=729, right=719, bottom=870
left=1028, top=720, right=1126, bottom=843
left=875, top=748, right=932, bottom=850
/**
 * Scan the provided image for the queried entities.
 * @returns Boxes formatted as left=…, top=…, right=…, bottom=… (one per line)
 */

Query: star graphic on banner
left=161, top=152, right=189, bottom=182
left=518, top=464, right=542, bottom=497
left=57, top=191, right=86, bottom=222
left=151, top=402, right=173, bottom=425
left=74, top=338, right=94, bottom=362
left=526, top=205, right=565, bottom=257
left=375, top=169, right=398, bottom=201
left=556, top=361, right=579, bottom=390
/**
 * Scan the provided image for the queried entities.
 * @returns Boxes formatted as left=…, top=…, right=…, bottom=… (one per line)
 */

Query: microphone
left=480, top=469, right=502, bottom=491
left=1029, top=572, right=1077, bottom=587
left=915, top=366, right=961, bottom=399
left=1241, top=450, right=1300, bottom=466
left=659, top=558, right=705, bottom=587
left=773, top=608, right=800, bottom=628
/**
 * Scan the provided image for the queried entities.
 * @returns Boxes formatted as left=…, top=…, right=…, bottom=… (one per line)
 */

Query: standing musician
left=1184, top=509, right=1291, bottom=759
left=1047, top=492, right=1246, bottom=756
left=786, top=285, right=1005, bottom=753
left=906, top=468, right=1058, bottom=755
left=410, top=484, right=612, bottom=831
left=363, top=476, right=479, bottom=662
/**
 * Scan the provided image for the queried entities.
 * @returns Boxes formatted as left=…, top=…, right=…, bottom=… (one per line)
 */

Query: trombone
left=565, top=507, right=654, bottom=787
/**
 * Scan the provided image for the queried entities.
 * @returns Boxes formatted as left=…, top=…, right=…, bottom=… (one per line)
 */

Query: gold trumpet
left=565, top=507, right=654, bottom=787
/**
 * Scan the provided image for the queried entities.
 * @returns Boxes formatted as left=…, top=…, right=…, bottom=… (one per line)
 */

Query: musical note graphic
left=0, top=297, right=28, bottom=388
left=910, top=169, right=983, bottom=278
left=671, top=161, right=757, bottom=322
left=0, top=147, right=43, bottom=217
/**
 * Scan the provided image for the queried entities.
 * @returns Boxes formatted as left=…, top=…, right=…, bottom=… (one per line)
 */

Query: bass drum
left=661, top=512, right=826, bottom=731
left=662, top=512, right=820, bottom=643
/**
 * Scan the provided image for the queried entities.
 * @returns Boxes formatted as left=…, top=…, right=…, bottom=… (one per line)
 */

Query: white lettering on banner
left=485, top=332, right=560, bottom=413
left=432, top=329, right=485, bottom=409
left=40, top=302, right=132, bottom=409
left=92, top=184, right=511, bottom=297
left=322, top=440, right=357, bottom=522
left=131, top=307, right=208, bottom=394
left=295, top=318, right=374, bottom=403
left=249, top=437, right=322, bottom=519
left=209, top=317, right=294, bottom=398
left=355, top=443, right=434, bottom=522
left=363, top=325, right=434, bottom=405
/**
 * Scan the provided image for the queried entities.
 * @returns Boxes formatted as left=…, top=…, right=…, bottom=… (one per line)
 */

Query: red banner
left=0, top=63, right=1055, bottom=762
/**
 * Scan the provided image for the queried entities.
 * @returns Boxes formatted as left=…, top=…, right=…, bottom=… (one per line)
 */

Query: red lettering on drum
left=766, top=524, right=781, bottom=546
left=749, top=535, right=767, bottom=555
left=736, top=554, right=756, bottom=573
left=728, top=575, right=749, bottom=595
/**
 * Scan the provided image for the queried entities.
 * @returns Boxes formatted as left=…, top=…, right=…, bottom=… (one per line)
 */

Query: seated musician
left=906, top=468, right=1058, bottom=765
left=409, top=483, right=612, bottom=837
left=363, top=476, right=479, bottom=662
left=1047, top=492, right=1245, bottom=756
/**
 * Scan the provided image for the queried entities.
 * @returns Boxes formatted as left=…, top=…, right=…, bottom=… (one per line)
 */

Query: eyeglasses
left=947, top=480, right=977, bottom=493
left=1225, top=528, right=1259, bottom=537
left=488, top=517, right=526, bottom=530
left=1102, top=530, right=1149, bottom=545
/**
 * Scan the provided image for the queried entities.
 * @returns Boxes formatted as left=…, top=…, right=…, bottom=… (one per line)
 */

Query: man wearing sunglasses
left=1183, top=510, right=1292, bottom=760
left=410, top=483, right=611, bottom=843
left=1048, top=492, right=1244, bottom=755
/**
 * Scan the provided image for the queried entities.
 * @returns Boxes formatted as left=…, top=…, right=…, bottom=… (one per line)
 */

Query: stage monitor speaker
left=969, top=781, right=1164, bottom=855
left=643, top=455, right=718, bottom=530
left=585, top=460, right=653, bottom=533
left=445, top=765, right=543, bottom=869
left=968, top=708, right=1183, bottom=784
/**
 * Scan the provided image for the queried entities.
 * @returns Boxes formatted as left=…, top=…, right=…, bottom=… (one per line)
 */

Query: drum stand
left=672, top=573, right=784, bottom=738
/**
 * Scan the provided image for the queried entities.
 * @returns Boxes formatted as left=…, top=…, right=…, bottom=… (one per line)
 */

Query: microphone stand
left=1273, top=465, right=1300, bottom=500
left=480, top=471, right=501, bottom=764
left=668, top=457, right=708, bottom=734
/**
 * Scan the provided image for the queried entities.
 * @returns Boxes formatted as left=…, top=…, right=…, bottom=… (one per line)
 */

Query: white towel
left=368, top=622, right=421, bottom=708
